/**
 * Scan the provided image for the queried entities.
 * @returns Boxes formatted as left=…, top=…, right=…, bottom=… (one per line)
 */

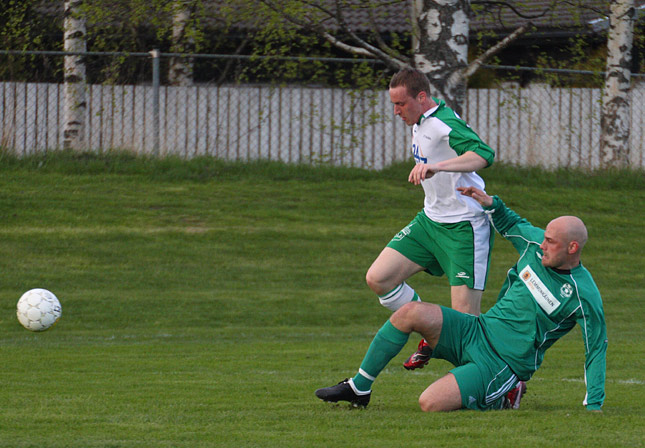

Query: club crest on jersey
left=560, top=283, right=573, bottom=298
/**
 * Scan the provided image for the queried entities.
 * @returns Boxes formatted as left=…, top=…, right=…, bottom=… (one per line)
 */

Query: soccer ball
left=16, top=288, right=62, bottom=332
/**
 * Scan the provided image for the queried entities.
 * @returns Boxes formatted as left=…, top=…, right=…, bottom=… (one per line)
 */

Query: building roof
left=324, top=0, right=643, bottom=35
left=36, top=0, right=644, bottom=36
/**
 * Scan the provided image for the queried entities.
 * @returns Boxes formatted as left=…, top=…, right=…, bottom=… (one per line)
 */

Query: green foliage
left=532, top=34, right=606, bottom=87
left=232, top=1, right=388, bottom=88
left=0, top=1, right=641, bottom=87
left=0, top=155, right=643, bottom=446
left=0, top=0, right=39, bottom=50
left=0, top=0, right=61, bottom=81
left=78, top=0, right=215, bottom=83
left=467, top=1, right=626, bottom=87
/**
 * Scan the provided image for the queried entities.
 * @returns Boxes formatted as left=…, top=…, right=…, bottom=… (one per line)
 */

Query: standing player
left=316, top=188, right=607, bottom=412
left=367, top=68, right=495, bottom=369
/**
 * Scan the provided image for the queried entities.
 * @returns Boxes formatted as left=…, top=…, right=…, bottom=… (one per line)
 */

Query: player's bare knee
left=391, top=301, right=422, bottom=327
left=419, top=397, right=432, bottom=412
left=365, top=270, right=387, bottom=295
left=419, top=394, right=454, bottom=412
left=399, top=300, right=422, bottom=315
left=418, top=395, right=440, bottom=413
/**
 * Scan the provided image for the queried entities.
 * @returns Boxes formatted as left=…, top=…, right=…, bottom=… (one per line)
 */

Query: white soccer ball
left=16, top=288, right=62, bottom=332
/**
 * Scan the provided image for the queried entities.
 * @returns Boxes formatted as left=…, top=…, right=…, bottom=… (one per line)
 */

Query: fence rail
left=0, top=50, right=644, bottom=169
left=464, top=83, right=645, bottom=169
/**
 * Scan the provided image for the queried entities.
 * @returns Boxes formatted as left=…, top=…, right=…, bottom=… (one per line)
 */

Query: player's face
left=389, top=85, right=424, bottom=126
left=540, top=223, right=568, bottom=268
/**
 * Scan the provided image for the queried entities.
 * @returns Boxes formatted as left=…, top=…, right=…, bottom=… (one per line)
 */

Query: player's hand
left=408, top=163, right=438, bottom=185
left=456, top=186, right=493, bottom=207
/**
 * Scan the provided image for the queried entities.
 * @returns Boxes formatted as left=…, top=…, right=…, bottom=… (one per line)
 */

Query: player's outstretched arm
left=457, top=186, right=493, bottom=207
left=408, top=152, right=488, bottom=185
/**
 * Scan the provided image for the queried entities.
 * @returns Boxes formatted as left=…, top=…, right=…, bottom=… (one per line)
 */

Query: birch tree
left=63, top=0, right=87, bottom=150
left=412, top=0, right=533, bottom=113
left=600, top=0, right=635, bottom=168
left=255, top=0, right=538, bottom=114
left=169, top=1, right=195, bottom=86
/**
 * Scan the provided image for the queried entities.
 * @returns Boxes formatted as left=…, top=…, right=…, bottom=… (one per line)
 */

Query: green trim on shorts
left=431, top=306, right=519, bottom=411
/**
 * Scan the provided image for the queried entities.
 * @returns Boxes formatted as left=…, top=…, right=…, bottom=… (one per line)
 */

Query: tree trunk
left=412, top=0, right=470, bottom=114
left=169, top=1, right=194, bottom=86
left=600, top=0, right=634, bottom=168
left=63, top=0, right=87, bottom=150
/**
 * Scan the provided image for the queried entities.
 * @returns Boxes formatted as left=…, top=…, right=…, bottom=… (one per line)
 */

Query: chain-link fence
left=464, top=74, right=645, bottom=170
left=0, top=50, right=643, bottom=170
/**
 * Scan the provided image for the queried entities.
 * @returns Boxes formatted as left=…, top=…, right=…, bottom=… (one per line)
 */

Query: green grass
left=0, top=152, right=643, bottom=447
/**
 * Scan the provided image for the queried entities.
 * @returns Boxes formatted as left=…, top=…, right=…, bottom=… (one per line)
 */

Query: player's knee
left=365, top=269, right=386, bottom=295
left=419, top=392, right=455, bottom=413
left=391, top=301, right=423, bottom=326
left=395, top=300, right=420, bottom=317
left=418, top=395, right=440, bottom=413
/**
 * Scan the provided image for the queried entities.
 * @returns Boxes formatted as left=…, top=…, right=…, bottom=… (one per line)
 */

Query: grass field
left=1, top=152, right=644, bottom=447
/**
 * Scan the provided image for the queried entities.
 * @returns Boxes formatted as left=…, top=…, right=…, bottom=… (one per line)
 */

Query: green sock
left=352, top=320, right=410, bottom=392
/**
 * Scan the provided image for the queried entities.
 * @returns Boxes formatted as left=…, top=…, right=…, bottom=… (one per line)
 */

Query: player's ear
left=417, top=91, right=426, bottom=102
left=568, top=241, right=579, bottom=254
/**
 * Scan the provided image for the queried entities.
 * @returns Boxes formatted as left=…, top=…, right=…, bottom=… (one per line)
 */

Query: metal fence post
left=150, top=49, right=160, bottom=157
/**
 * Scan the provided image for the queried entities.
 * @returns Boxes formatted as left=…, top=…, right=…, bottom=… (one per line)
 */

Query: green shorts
left=386, top=212, right=494, bottom=290
left=432, top=306, right=519, bottom=411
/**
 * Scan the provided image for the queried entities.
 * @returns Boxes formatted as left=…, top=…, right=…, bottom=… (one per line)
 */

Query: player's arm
left=577, top=294, right=608, bottom=411
left=408, top=152, right=488, bottom=185
left=458, top=188, right=542, bottom=252
left=457, top=186, right=493, bottom=207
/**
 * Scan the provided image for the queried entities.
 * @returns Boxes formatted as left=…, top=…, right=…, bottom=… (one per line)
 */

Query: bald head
left=550, top=216, right=588, bottom=250
left=540, top=216, right=588, bottom=269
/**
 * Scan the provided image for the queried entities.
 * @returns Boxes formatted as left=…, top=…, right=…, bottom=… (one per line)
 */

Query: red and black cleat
left=403, top=339, right=433, bottom=370
left=503, top=381, right=527, bottom=410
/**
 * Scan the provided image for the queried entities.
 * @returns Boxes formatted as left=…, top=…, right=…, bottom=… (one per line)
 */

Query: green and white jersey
left=480, top=196, right=607, bottom=410
left=412, top=98, right=495, bottom=224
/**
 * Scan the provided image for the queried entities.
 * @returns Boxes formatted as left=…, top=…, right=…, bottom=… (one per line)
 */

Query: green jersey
left=480, top=196, right=607, bottom=410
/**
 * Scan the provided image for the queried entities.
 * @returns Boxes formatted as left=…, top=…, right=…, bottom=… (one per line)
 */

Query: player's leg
left=367, top=214, right=441, bottom=312
left=418, top=373, right=462, bottom=412
left=314, top=319, right=411, bottom=407
left=315, top=302, right=443, bottom=407
left=429, top=308, right=522, bottom=412
left=365, top=247, right=426, bottom=311
left=404, top=218, right=491, bottom=369
left=351, top=302, right=442, bottom=391
left=450, top=285, right=483, bottom=315
left=405, top=285, right=483, bottom=370
left=366, top=247, right=425, bottom=296
left=440, top=218, right=493, bottom=315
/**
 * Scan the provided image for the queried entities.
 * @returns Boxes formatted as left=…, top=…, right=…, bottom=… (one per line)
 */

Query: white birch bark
left=63, top=0, right=87, bottom=150
left=600, top=0, right=634, bottom=167
left=412, top=0, right=470, bottom=114
left=169, top=1, right=194, bottom=86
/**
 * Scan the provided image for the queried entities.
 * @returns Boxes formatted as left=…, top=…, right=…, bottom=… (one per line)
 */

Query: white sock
left=378, top=282, right=420, bottom=312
